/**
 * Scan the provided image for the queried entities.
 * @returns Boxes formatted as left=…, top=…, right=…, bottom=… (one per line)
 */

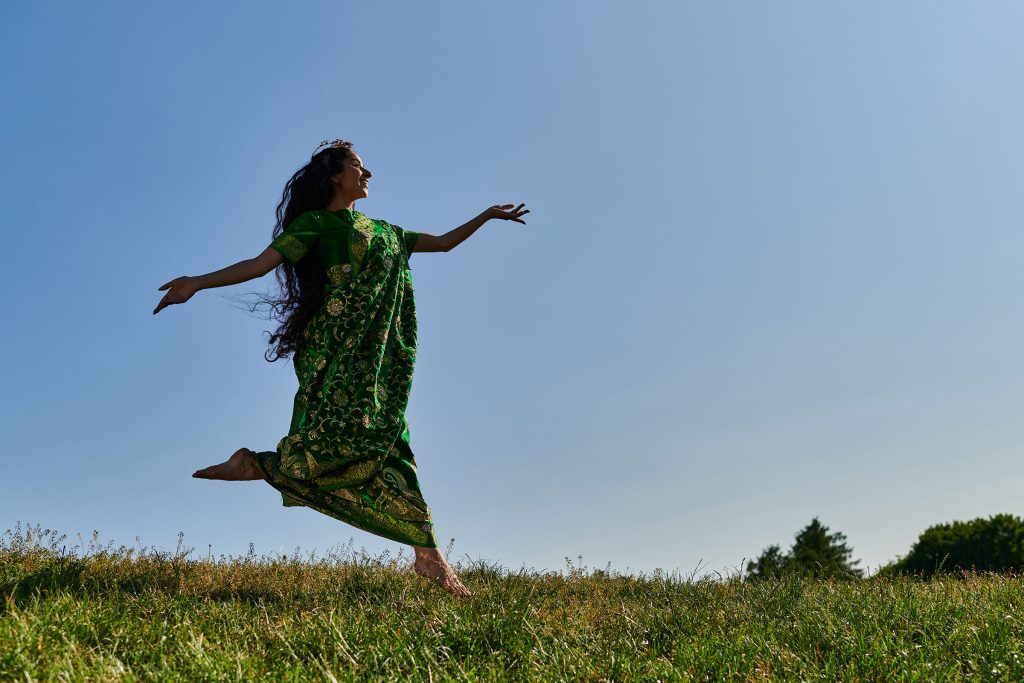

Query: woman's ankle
left=414, top=546, right=442, bottom=563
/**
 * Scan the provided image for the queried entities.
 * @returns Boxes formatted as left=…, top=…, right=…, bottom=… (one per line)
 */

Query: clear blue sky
left=4, top=2, right=1024, bottom=577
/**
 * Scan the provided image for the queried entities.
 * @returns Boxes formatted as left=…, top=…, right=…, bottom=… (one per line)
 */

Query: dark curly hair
left=248, top=141, right=357, bottom=363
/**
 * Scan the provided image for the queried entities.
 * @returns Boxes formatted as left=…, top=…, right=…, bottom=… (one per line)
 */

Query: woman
left=153, top=139, right=529, bottom=596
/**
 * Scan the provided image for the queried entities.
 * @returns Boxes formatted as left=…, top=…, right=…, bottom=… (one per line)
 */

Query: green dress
left=250, top=208, right=438, bottom=548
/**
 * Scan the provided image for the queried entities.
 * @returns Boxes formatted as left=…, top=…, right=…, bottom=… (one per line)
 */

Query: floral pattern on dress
left=254, top=210, right=434, bottom=547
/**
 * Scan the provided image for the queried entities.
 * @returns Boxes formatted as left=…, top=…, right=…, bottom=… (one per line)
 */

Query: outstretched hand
left=153, top=276, right=199, bottom=315
left=487, top=203, right=530, bottom=224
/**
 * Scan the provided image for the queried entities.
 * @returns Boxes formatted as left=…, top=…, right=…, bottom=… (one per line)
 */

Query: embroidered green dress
left=251, top=208, right=437, bottom=548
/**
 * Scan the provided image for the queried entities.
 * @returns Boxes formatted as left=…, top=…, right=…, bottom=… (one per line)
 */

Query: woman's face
left=333, top=152, right=372, bottom=200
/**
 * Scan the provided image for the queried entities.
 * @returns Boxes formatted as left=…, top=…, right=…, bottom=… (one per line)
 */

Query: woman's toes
left=193, top=464, right=224, bottom=479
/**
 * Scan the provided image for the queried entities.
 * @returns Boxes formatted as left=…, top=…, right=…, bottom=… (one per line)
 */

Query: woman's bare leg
left=192, top=448, right=265, bottom=481
left=413, top=546, right=473, bottom=596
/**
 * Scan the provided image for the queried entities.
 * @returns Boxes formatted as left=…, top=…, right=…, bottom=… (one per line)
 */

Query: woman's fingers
left=154, top=281, right=184, bottom=314
left=159, top=276, right=184, bottom=291
left=496, top=203, right=529, bottom=224
left=489, top=202, right=529, bottom=224
left=154, top=296, right=180, bottom=314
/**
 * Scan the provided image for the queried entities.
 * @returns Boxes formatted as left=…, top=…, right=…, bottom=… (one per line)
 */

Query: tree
left=883, top=513, right=1024, bottom=577
left=746, top=517, right=863, bottom=580
left=744, top=544, right=786, bottom=579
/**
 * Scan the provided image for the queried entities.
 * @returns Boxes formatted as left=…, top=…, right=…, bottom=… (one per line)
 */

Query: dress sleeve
left=383, top=220, right=420, bottom=259
left=269, top=211, right=322, bottom=264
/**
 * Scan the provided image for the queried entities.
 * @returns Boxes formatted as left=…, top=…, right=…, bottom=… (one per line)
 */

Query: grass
left=2, top=522, right=1023, bottom=681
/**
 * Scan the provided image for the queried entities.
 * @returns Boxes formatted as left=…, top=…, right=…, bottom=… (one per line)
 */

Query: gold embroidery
left=354, top=213, right=374, bottom=236
left=381, top=466, right=408, bottom=492
left=327, top=264, right=350, bottom=286
left=305, top=450, right=319, bottom=473
left=257, top=212, right=436, bottom=547
left=350, top=237, right=367, bottom=271
left=348, top=215, right=374, bottom=275
left=255, top=446, right=436, bottom=546
left=271, top=234, right=308, bottom=263
left=369, top=476, right=430, bottom=521
left=317, top=458, right=380, bottom=488
left=325, top=487, right=359, bottom=504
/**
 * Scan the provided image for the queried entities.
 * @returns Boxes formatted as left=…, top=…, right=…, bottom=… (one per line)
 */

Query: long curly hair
left=258, top=141, right=357, bottom=363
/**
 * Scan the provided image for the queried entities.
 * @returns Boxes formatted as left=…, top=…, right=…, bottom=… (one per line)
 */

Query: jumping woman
left=153, top=139, right=529, bottom=597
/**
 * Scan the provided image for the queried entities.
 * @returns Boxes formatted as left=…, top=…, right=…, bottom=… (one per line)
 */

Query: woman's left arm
left=412, top=203, right=530, bottom=253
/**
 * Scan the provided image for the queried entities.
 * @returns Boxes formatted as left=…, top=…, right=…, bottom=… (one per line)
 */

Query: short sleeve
left=269, top=211, right=322, bottom=264
left=382, top=220, right=420, bottom=259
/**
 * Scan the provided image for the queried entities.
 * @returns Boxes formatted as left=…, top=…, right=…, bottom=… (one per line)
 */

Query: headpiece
left=313, top=138, right=352, bottom=156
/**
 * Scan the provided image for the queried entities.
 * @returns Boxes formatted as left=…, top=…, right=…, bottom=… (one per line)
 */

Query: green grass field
left=2, top=523, right=1023, bottom=681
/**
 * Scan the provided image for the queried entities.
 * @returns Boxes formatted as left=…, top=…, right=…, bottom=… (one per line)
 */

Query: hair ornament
left=313, top=138, right=352, bottom=155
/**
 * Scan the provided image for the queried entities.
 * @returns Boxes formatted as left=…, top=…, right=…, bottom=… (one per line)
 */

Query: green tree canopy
left=746, top=517, right=862, bottom=581
left=883, top=513, right=1024, bottom=577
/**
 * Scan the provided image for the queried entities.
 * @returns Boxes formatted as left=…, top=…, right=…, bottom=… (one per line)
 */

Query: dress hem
left=251, top=449, right=439, bottom=549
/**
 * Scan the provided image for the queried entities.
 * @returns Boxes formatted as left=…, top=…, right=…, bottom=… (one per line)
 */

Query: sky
left=3, top=2, right=1024, bottom=579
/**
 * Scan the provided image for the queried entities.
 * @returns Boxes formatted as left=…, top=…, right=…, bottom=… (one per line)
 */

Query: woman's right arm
left=153, top=248, right=285, bottom=315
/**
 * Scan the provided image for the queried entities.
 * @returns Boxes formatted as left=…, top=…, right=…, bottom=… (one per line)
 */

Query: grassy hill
left=2, top=523, right=1023, bottom=681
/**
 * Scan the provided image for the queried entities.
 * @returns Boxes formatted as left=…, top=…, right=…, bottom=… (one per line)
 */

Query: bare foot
left=192, top=448, right=265, bottom=481
left=413, top=549, right=473, bottom=597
